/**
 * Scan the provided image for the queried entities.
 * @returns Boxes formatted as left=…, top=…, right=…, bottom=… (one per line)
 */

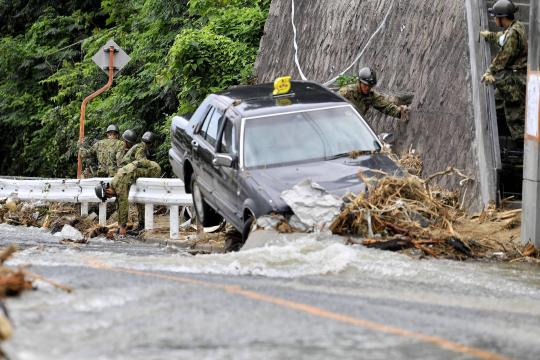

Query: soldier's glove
left=480, top=31, right=490, bottom=39
left=399, top=105, right=410, bottom=123
left=481, top=72, right=495, bottom=85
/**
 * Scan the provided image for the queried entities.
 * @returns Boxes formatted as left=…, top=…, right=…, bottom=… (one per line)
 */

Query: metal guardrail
left=0, top=177, right=193, bottom=239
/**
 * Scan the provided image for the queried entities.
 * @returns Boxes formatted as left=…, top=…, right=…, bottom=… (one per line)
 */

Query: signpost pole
left=77, top=46, right=115, bottom=179
left=521, top=1, right=540, bottom=247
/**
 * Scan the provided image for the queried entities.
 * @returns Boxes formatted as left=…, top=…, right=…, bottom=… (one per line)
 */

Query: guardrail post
left=145, top=204, right=154, bottom=231
left=81, top=202, right=89, bottom=216
left=170, top=205, right=179, bottom=240
left=99, top=203, right=107, bottom=226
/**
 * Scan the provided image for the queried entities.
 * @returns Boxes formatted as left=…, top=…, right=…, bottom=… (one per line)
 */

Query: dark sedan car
left=169, top=79, right=401, bottom=250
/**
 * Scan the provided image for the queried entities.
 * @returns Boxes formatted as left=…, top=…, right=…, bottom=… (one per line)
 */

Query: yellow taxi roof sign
left=273, top=76, right=292, bottom=95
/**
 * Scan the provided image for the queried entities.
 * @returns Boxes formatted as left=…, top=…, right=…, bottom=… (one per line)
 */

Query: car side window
left=198, top=107, right=215, bottom=135
left=219, top=119, right=236, bottom=155
left=204, top=109, right=224, bottom=147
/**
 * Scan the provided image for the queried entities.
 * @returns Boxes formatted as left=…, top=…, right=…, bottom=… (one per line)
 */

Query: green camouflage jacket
left=338, top=85, right=401, bottom=118
left=79, top=138, right=124, bottom=177
left=111, top=159, right=161, bottom=226
left=485, top=21, right=528, bottom=74
left=121, top=142, right=147, bottom=166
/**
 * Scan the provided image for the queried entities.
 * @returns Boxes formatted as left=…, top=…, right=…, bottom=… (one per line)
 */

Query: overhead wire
left=289, top=0, right=396, bottom=85
left=323, top=1, right=396, bottom=86
left=291, top=0, right=308, bottom=80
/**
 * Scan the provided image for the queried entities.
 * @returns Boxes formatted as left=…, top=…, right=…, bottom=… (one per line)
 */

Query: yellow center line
left=83, top=257, right=509, bottom=360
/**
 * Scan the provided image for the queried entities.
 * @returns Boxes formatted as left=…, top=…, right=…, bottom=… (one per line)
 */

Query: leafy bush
left=165, top=27, right=256, bottom=113
left=0, top=0, right=269, bottom=177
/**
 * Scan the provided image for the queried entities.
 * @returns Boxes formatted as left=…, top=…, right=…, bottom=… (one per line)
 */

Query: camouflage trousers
left=494, top=71, right=526, bottom=141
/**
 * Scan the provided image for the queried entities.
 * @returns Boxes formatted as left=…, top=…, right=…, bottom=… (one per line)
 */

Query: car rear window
left=243, top=106, right=380, bottom=168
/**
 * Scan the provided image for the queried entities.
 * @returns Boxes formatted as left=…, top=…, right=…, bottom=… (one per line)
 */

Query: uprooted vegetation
left=0, top=201, right=170, bottom=240
left=330, top=165, right=537, bottom=262
left=0, top=201, right=103, bottom=239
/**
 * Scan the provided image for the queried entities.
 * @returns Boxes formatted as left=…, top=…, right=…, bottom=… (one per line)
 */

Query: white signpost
left=91, top=39, right=131, bottom=76
left=77, top=39, right=130, bottom=178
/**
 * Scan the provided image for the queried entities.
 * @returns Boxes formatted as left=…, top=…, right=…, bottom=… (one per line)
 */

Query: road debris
left=330, top=170, right=537, bottom=261
left=54, top=224, right=85, bottom=242
left=0, top=245, right=32, bottom=353
left=0, top=244, right=73, bottom=356
left=396, top=146, right=423, bottom=176
left=280, top=179, right=343, bottom=231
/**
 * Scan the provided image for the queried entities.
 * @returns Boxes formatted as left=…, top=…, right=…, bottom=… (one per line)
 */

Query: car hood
left=245, top=153, right=401, bottom=211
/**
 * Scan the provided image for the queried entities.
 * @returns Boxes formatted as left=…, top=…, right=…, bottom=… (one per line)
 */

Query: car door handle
left=191, top=140, right=199, bottom=150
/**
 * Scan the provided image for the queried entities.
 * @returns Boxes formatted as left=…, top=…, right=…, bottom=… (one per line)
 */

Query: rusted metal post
left=522, top=1, right=540, bottom=247
left=77, top=46, right=116, bottom=179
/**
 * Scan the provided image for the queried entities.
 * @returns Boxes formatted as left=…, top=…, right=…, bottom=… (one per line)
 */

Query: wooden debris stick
left=0, top=246, right=16, bottom=265
left=22, top=270, right=73, bottom=293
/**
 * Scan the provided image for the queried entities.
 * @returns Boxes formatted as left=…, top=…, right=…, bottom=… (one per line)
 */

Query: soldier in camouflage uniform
left=121, top=129, right=138, bottom=152
left=79, top=124, right=124, bottom=177
left=95, top=159, right=161, bottom=237
left=480, top=0, right=527, bottom=141
left=339, top=67, right=410, bottom=121
left=121, top=131, right=156, bottom=166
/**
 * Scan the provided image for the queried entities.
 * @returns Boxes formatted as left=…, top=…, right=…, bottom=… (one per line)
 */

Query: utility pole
left=522, top=1, right=540, bottom=247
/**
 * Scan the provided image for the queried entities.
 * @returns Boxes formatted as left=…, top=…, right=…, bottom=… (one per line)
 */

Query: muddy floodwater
left=1, top=223, right=540, bottom=360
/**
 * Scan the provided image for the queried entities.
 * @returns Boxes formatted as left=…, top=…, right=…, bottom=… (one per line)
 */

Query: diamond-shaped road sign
left=91, top=39, right=130, bottom=76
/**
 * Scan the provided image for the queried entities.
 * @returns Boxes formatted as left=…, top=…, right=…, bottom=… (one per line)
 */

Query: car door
left=212, top=117, right=241, bottom=223
left=191, top=106, right=224, bottom=205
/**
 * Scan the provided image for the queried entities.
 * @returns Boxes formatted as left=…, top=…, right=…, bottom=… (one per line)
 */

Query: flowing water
left=1, top=223, right=540, bottom=359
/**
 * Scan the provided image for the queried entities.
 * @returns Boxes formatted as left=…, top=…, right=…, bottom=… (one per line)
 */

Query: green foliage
left=0, top=0, right=269, bottom=177
left=336, top=74, right=358, bottom=88
left=188, top=0, right=269, bottom=16
left=206, top=7, right=266, bottom=47
left=165, top=27, right=256, bottom=113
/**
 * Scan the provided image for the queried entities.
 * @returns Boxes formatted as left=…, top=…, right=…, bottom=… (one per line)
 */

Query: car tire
left=242, top=214, right=254, bottom=244
left=191, top=176, right=223, bottom=227
left=224, top=214, right=253, bottom=252
left=224, top=229, right=242, bottom=252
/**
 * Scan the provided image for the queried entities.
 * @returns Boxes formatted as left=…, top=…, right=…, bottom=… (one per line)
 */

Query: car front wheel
left=224, top=214, right=253, bottom=252
left=191, top=176, right=223, bottom=227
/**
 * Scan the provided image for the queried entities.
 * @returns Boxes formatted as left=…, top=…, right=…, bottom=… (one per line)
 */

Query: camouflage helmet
left=106, top=124, right=120, bottom=134
left=94, top=181, right=108, bottom=202
left=122, top=129, right=137, bottom=145
left=141, top=131, right=156, bottom=144
left=358, top=67, right=377, bottom=86
left=489, top=0, right=518, bottom=18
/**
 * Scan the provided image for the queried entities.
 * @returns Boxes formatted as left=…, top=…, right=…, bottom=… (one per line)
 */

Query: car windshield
left=243, top=106, right=381, bottom=168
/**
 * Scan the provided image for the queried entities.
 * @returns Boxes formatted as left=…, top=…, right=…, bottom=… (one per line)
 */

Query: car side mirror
left=378, top=132, right=394, bottom=144
left=213, top=154, right=235, bottom=168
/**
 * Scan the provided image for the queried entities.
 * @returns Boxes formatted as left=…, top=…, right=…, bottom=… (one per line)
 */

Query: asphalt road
left=1, top=224, right=540, bottom=360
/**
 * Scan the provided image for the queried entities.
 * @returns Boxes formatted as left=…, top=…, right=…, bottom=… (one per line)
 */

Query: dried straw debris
left=398, top=146, right=423, bottom=176
left=331, top=169, right=537, bottom=261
